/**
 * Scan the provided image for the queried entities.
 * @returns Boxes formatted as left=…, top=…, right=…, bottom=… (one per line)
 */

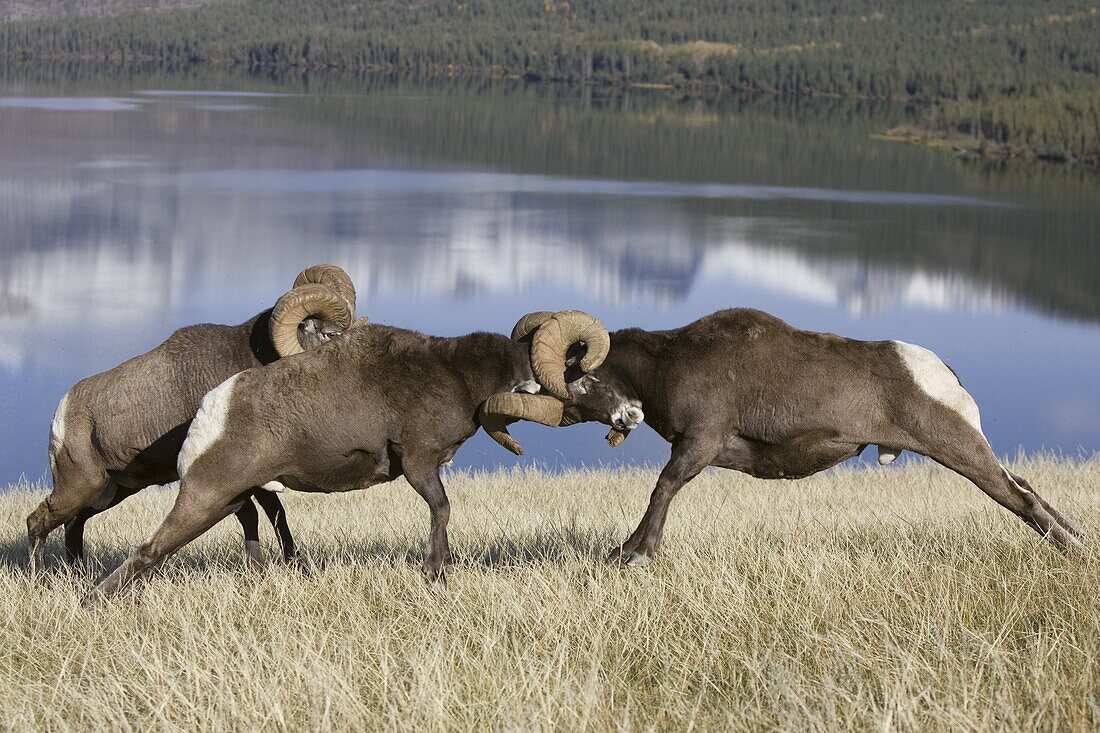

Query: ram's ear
left=568, top=373, right=600, bottom=395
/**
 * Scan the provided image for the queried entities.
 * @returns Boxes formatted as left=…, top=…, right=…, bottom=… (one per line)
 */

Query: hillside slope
left=0, top=0, right=230, bottom=22
left=1, top=1, right=1098, bottom=164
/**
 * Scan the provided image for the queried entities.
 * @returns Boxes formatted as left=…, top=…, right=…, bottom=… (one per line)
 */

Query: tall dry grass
left=1, top=457, right=1098, bottom=731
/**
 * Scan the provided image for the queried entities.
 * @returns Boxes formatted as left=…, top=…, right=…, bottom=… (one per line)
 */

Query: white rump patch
left=893, top=341, right=984, bottom=436
left=877, top=447, right=900, bottom=465
left=48, top=390, right=71, bottom=473
left=260, top=481, right=287, bottom=493
left=178, top=373, right=241, bottom=478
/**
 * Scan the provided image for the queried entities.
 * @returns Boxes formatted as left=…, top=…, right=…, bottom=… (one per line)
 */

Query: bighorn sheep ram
left=544, top=308, right=1084, bottom=563
left=85, top=310, right=609, bottom=602
left=29, top=265, right=360, bottom=574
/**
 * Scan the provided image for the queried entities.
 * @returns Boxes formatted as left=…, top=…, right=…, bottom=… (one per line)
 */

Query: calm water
left=1, top=74, right=1098, bottom=485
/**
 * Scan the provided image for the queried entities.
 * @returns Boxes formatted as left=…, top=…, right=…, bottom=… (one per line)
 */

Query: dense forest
left=1, top=0, right=1098, bottom=165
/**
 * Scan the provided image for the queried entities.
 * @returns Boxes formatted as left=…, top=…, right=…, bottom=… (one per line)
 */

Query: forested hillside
left=1, top=0, right=1098, bottom=165
left=0, top=0, right=227, bottom=22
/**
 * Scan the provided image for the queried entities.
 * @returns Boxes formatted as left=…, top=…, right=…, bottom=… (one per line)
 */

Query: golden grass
left=2, top=457, right=1099, bottom=731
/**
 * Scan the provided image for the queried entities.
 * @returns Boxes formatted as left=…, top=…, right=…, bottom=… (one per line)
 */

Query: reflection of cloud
left=0, top=97, right=143, bottom=112
left=0, top=244, right=171, bottom=369
left=0, top=92, right=1057, bottom=375
left=177, top=167, right=1010, bottom=208
left=697, top=229, right=1008, bottom=316
left=136, top=90, right=295, bottom=98
left=700, top=238, right=836, bottom=304
left=190, top=103, right=259, bottom=112
left=77, top=155, right=154, bottom=170
left=0, top=167, right=1019, bottom=372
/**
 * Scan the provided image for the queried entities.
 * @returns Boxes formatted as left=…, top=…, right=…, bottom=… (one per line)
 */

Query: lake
left=1, top=71, right=1098, bottom=486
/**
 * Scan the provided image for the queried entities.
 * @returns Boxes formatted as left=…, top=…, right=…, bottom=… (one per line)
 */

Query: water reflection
left=1, top=80, right=1097, bottom=484
left=0, top=96, right=142, bottom=111
left=177, top=168, right=1010, bottom=207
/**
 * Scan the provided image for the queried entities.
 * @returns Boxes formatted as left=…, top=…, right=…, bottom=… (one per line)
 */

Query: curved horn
left=269, top=283, right=353, bottom=357
left=479, top=392, right=564, bottom=456
left=530, top=310, right=611, bottom=399
left=510, top=311, right=555, bottom=341
left=294, top=264, right=356, bottom=317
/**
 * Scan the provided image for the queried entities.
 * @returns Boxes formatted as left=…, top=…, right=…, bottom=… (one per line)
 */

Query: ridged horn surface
left=293, top=264, right=356, bottom=316
left=510, top=311, right=555, bottom=341
left=269, top=283, right=353, bottom=357
left=479, top=392, right=565, bottom=455
left=530, top=310, right=611, bottom=398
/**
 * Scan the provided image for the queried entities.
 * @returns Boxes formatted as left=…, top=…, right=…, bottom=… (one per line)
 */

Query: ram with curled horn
left=548, top=307, right=1085, bottom=568
left=83, top=308, right=610, bottom=603
left=28, top=264, right=361, bottom=576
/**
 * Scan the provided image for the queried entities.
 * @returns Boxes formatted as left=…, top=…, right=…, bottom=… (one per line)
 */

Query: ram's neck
left=444, top=332, right=532, bottom=407
left=608, top=328, right=666, bottom=412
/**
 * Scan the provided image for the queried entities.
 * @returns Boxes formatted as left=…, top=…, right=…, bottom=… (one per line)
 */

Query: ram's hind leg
left=889, top=342, right=1082, bottom=551
left=84, top=479, right=244, bottom=604
left=936, top=444, right=1079, bottom=550
left=62, top=483, right=138, bottom=572
left=28, top=470, right=113, bottom=576
left=234, top=498, right=268, bottom=570
left=62, top=510, right=94, bottom=569
left=1005, top=469, right=1084, bottom=540
left=905, top=416, right=1082, bottom=551
left=253, top=489, right=300, bottom=564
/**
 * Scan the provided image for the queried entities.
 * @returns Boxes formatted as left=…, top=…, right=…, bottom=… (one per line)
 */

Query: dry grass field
left=1, top=457, right=1098, bottom=731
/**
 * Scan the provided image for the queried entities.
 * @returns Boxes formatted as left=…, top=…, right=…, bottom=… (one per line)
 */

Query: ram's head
left=479, top=310, right=612, bottom=455
left=269, top=264, right=367, bottom=357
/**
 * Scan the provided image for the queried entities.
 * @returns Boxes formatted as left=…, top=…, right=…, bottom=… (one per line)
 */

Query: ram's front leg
left=403, top=461, right=453, bottom=592
left=610, top=435, right=719, bottom=566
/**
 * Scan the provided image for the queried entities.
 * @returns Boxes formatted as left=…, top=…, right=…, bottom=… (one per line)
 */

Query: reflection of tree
left=277, top=81, right=1098, bottom=322
left=0, top=80, right=1097, bottom=340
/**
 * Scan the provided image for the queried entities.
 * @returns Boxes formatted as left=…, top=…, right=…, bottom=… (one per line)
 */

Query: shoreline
left=6, top=452, right=1099, bottom=494
left=2, top=57, right=1096, bottom=171
left=875, top=125, right=1100, bottom=171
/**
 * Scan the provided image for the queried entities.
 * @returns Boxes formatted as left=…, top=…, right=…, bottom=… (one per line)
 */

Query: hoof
left=243, top=541, right=268, bottom=571
left=286, top=552, right=312, bottom=574
left=606, top=547, right=630, bottom=565
left=429, top=579, right=448, bottom=595
left=624, top=552, right=652, bottom=568
left=81, top=588, right=108, bottom=608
